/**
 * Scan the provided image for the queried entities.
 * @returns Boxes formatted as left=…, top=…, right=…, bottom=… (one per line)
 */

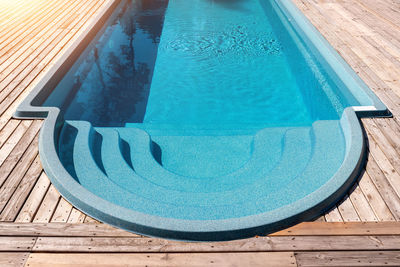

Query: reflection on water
left=61, top=0, right=169, bottom=126
left=206, top=0, right=250, bottom=11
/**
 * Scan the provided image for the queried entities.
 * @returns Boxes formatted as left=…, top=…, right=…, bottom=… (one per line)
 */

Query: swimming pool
left=15, top=0, right=389, bottom=241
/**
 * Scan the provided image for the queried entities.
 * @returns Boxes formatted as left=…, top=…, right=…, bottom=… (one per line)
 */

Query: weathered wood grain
left=32, top=235, right=400, bottom=252
left=0, top=252, right=29, bottom=267
left=50, top=198, right=73, bottom=223
left=1, top=222, right=400, bottom=237
left=32, top=185, right=60, bottom=223
left=295, top=251, right=400, bottom=266
left=0, top=237, right=36, bottom=252
left=271, top=222, right=400, bottom=236
left=0, top=223, right=139, bottom=237
left=15, top=173, right=51, bottom=223
left=25, top=252, right=297, bottom=267
left=0, top=155, right=42, bottom=221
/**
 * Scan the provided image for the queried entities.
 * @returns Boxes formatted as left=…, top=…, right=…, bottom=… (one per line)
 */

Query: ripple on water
left=161, top=25, right=282, bottom=58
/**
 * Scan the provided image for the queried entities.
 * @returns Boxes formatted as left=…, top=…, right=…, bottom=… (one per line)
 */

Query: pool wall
left=14, top=0, right=390, bottom=241
left=271, top=0, right=388, bottom=117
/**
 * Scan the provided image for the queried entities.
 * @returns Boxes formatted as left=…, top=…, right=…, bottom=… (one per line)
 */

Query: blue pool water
left=47, top=0, right=356, bottom=128
left=19, top=0, right=387, bottom=240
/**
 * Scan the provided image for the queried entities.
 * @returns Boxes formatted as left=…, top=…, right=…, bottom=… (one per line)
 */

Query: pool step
left=124, top=122, right=301, bottom=135
left=61, top=120, right=345, bottom=220
left=66, top=121, right=196, bottom=216
left=118, top=127, right=286, bottom=184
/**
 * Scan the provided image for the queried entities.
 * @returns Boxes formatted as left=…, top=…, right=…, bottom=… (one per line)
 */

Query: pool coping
left=13, top=0, right=390, bottom=241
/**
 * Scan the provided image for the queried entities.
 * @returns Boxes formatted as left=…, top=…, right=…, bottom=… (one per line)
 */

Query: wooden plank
left=295, top=251, right=400, bottom=267
left=0, top=252, right=29, bottom=267
left=0, top=0, right=35, bottom=26
left=0, top=0, right=89, bottom=89
left=0, top=119, right=19, bottom=148
left=0, top=0, right=32, bottom=27
left=15, top=173, right=51, bottom=223
left=0, top=0, right=56, bottom=44
left=348, top=4, right=400, bottom=51
left=358, top=170, right=395, bottom=221
left=0, top=0, right=115, bottom=225
left=334, top=16, right=400, bottom=97
left=0, top=0, right=104, bottom=117
left=373, top=118, right=400, bottom=154
left=0, top=155, right=42, bottom=221
left=0, top=94, right=30, bottom=134
left=32, top=185, right=60, bottom=223
left=313, top=216, right=326, bottom=222
left=360, top=34, right=400, bottom=83
left=0, top=0, right=75, bottom=70
left=0, top=135, right=39, bottom=212
left=324, top=207, right=343, bottom=222
left=365, top=155, right=400, bottom=220
left=296, top=0, right=400, bottom=113
left=0, top=0, right=69, bottom=69
left=366, top=132, right=400, bottom=202
left=333, top=28, right=400, bottom=120
left=302, top=0, right=400, bottom=220
left=83, top=216, right=101, bottom=224
left=331, top=13, right=400, bottom=97
left=67, top=208, right=86, bottom=223
left=0, top=120, right=41, bottom=186
left=0, top=1, right=54, bottom=53
left=348, top=183, right=378, bottom=221
left=351, top=0, right=400, bottom=37
left=364, top=119, right=400, bottom=181
left=0, top=223, right=138, bottom=237
left=0, top=120, right=32, bottom=167
left=337, top=195, right=361, bottom=222
left=25, top=252, right=297, bottom=267
left=32, top=235, right=400, bottom=252
left=50, top=198, right=73, bottom=223
left=294, top=0, right=400, bottom=225
left=0, top=237, right=35, bottom=252
left=271, top=222, right=400, bottom=236
left=1, top=221, right=400, bottom=237
left=0, top=0, right=107, bottom=131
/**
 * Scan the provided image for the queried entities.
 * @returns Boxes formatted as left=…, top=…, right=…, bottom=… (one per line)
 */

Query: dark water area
left=58, top=0, right=169, bottom=126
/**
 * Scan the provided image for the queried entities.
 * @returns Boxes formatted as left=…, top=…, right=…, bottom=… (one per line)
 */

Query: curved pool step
left=118, top=127, right=313, bottom=192
left=68, top=121, right=218, bottom=218
left=94, top=125, right=317, bottom=205
left=64, top=120, right=345, bottom=220
left=116, top=127, right=286, bottom=192
left=96, top=128, right=282, bottom=202
left=277, top=120, right=346, bottom=198
left=243, top=120, right=346, bottom=211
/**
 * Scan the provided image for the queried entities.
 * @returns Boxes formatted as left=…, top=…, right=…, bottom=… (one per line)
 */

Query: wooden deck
left=0, top=0, right=400, bottom=265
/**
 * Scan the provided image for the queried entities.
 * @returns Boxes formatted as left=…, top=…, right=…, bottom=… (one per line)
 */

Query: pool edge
left=34, top=107, right=367, bottom=241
